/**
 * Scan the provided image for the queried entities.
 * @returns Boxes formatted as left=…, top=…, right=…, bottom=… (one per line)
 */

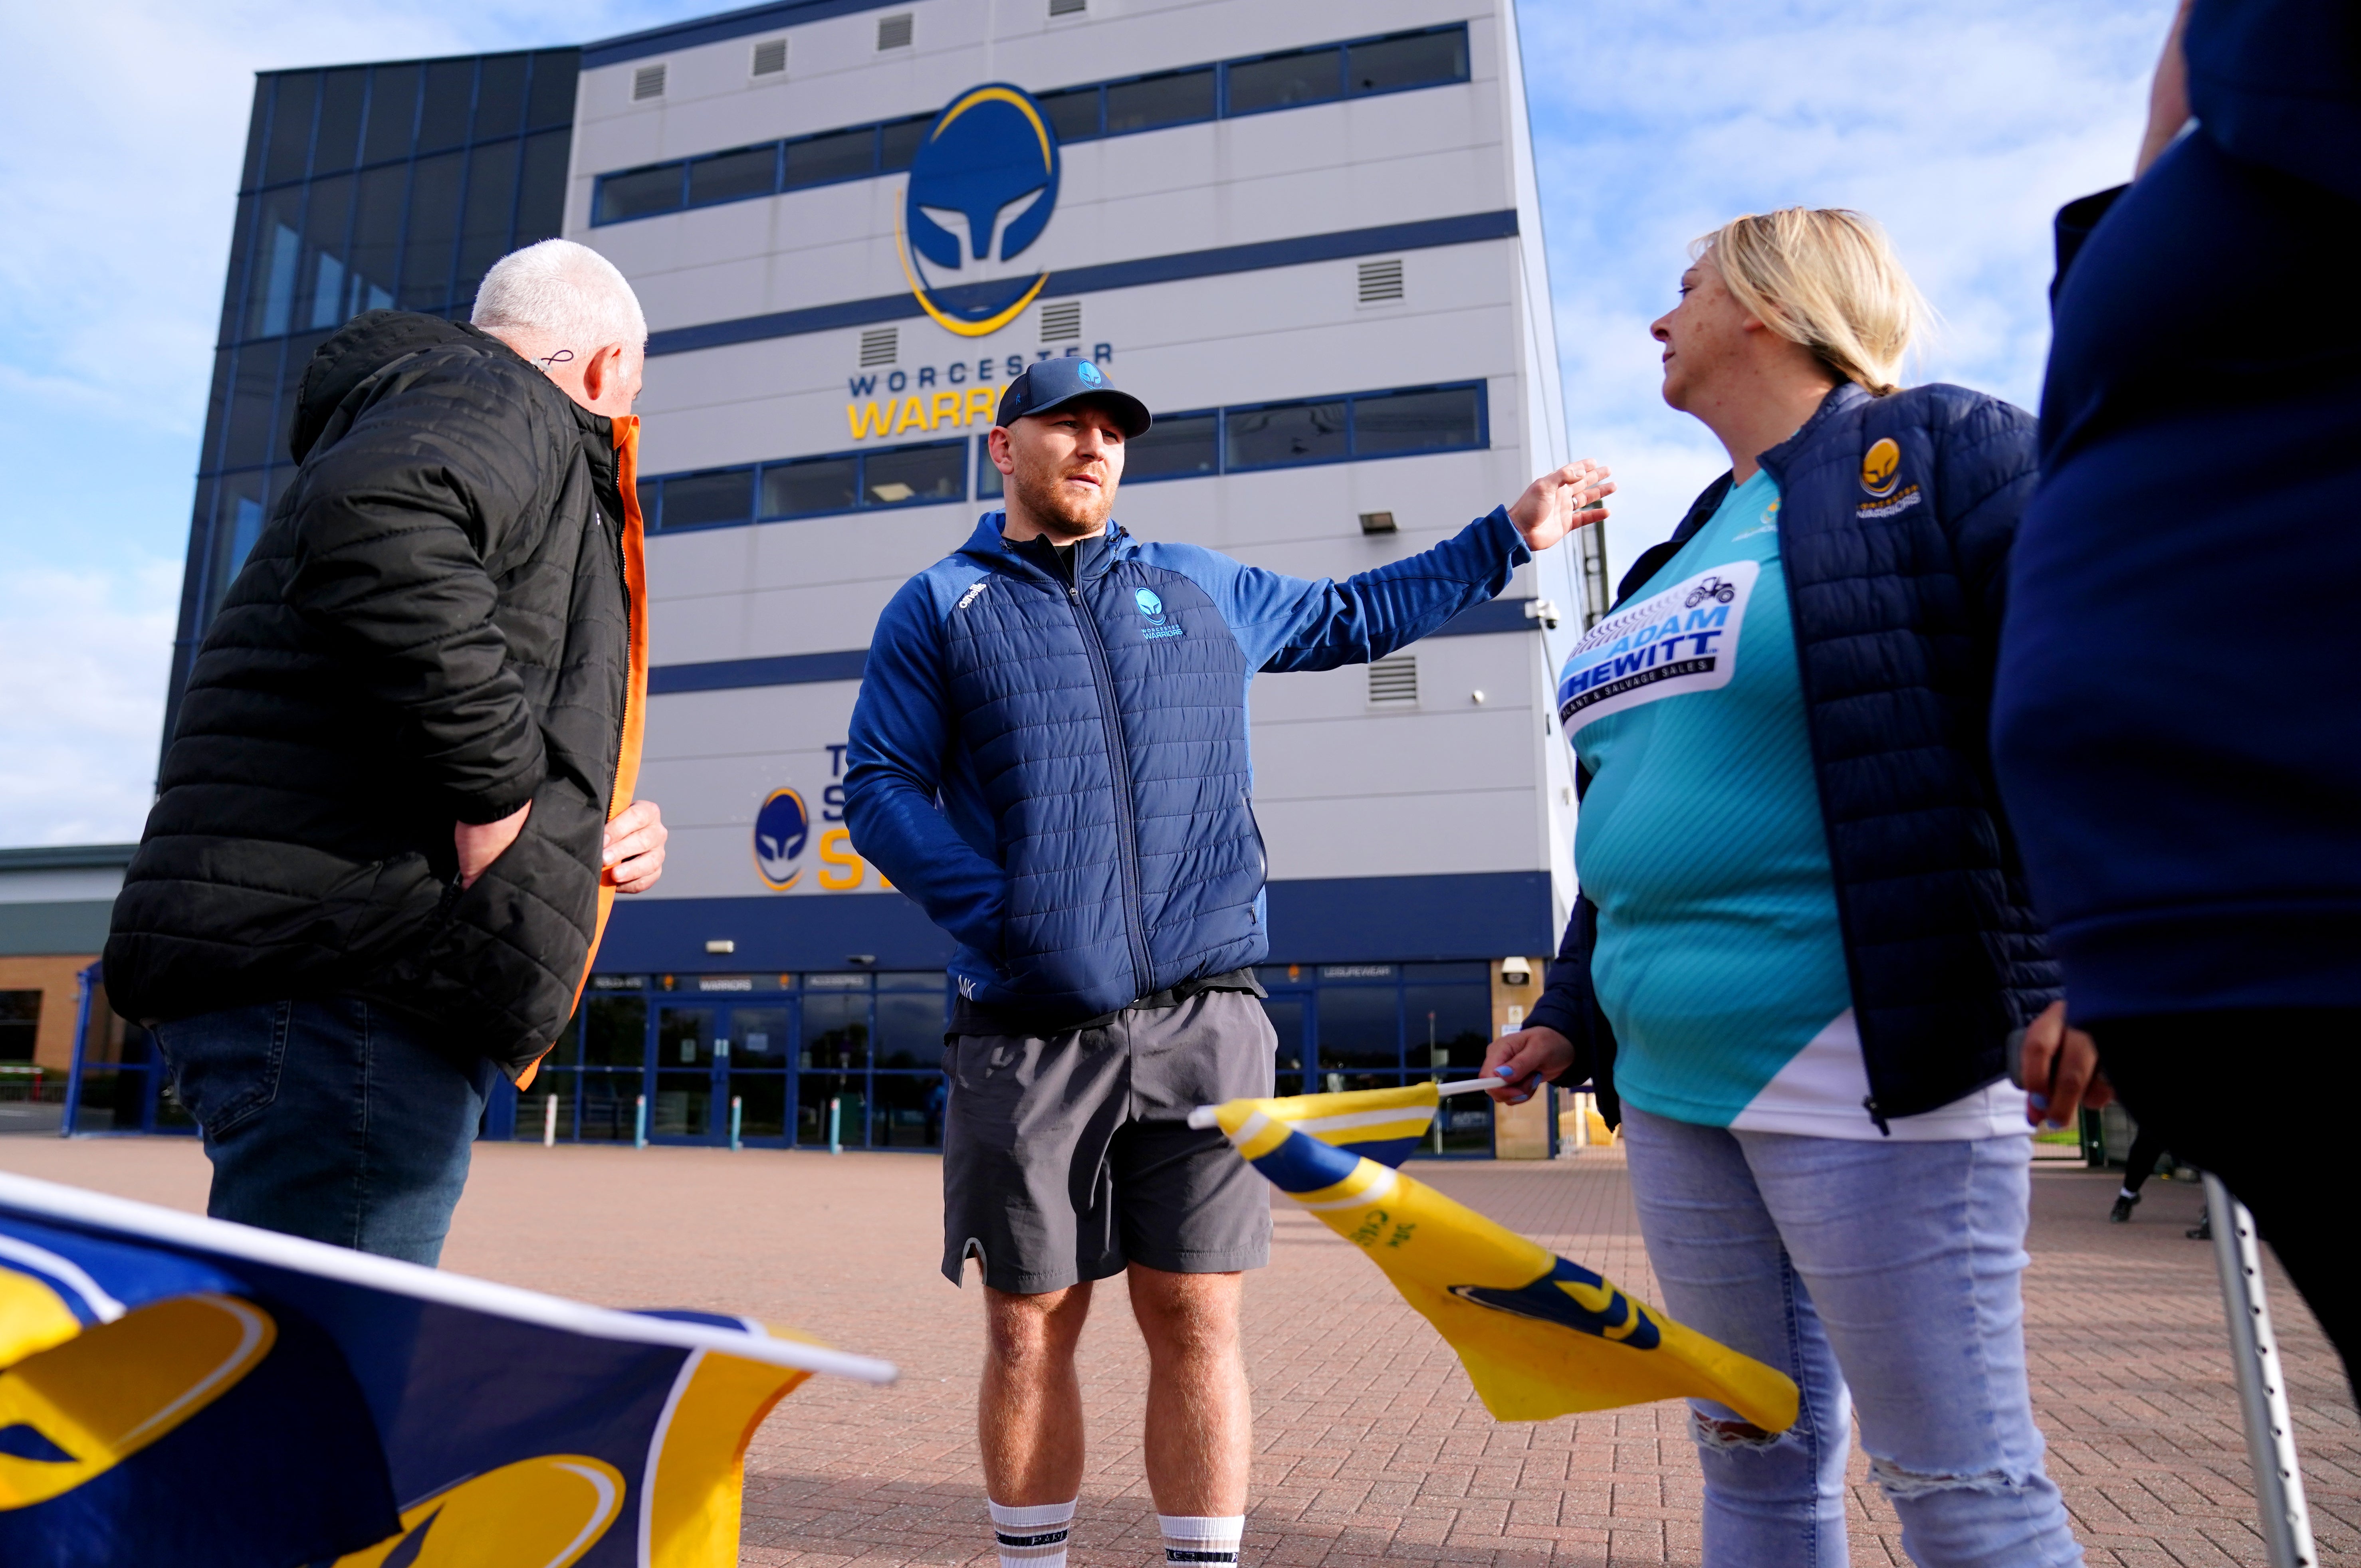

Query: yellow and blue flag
left=0, top=1169, right=893, bottom=1567
left=1205, top=1083, right=1797, bottom=1432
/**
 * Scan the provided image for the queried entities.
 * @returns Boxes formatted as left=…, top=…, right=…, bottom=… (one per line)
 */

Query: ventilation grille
left=878, top=13, right=914, bottom=48
left=751, top=38, right=788, bottom=75
left=1049, top=0, right=1088, bottom=13
left=1358, top=258, right=1404, bottom=304
left=633, top=64, right=667, bottom=101
left=859, top=328, right=898, bottom=366
left=1039, top=301, right=1081, bottom=341
left=1368, top=655, right=1418, bottom=705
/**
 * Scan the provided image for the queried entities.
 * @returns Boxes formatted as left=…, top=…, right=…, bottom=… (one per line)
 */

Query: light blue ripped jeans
left=1619, top=1105, right=2081, bottom=1567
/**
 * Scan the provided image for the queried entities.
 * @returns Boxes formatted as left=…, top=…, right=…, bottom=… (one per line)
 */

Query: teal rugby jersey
left=1558, top=471, right=1854, bottom=1128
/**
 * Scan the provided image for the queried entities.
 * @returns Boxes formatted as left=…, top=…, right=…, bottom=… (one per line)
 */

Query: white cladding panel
left=572, top=0, right=1574, bottom=923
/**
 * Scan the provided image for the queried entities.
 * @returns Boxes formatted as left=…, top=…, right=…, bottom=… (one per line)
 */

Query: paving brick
left=4, top=1136, right=2352, bottom=1566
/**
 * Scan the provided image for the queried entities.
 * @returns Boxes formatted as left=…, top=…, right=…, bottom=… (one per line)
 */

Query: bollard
left=634, top=1094, right=647, bottom=1148
left=730, top=1095, right=743, bottom=1151
left=827, top=1096, right=841, bottom=1155
left=2205, top=1173, right=2316, bottom=1568
left=542, top=1093, right=557, bottom=1148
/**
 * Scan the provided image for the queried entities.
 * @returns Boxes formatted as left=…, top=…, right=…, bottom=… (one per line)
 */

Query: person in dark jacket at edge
left=1993, top=0, right=2361, bottom=1405
left=843, top=356, right=1612, bottom=1568
left=1483, top=211, right=2086, bottom=1566
left=104, top=239, right=666, bottom=1268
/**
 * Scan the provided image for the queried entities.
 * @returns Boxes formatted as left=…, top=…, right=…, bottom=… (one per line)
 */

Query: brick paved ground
left=3, top=1136, right=2351, bottom=1566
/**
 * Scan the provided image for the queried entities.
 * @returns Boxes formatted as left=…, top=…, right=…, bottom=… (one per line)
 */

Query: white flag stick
left=1185, top=1074, right=1507, bottom=1131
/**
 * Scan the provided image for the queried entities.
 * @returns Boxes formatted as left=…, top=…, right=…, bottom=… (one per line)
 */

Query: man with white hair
left=107, top=239, right=668, bottom=1265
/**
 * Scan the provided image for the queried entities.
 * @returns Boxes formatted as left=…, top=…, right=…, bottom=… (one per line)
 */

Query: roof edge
left=0, top=844, right=140, bottom=872
left=583, top=0, right=909, bottom=69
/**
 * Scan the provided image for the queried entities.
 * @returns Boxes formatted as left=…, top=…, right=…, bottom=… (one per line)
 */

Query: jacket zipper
left=1059, top=550, right=1155, bottom=998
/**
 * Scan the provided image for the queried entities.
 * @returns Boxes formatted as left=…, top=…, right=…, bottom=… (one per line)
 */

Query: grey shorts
left=941, top=988, right=1276, bottom=1293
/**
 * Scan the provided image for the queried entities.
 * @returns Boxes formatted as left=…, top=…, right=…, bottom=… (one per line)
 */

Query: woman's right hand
left=1481, top=1026, right=1576, bottom=1104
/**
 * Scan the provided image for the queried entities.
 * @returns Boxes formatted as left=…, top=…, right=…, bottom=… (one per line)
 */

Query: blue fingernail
left=2027, top=1092, right=2048, bottom=1111
left=1495, top=1065, right=1515, bottom=1078
left=2043, top=1119, right=2067, bottom=1132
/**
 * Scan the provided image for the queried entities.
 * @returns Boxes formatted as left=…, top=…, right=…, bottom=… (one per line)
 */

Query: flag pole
left=1187, top=1076, right=1500, bottom=1130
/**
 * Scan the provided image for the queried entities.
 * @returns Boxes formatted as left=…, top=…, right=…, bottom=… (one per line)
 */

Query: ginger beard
left=1001, top=417, right=1122, bottom=540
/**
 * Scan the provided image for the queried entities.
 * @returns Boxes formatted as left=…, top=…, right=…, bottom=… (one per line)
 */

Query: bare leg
left=1126, top=1264, right=1250, bottom=1515
left=980, top=1281, right=1094, bottom=1505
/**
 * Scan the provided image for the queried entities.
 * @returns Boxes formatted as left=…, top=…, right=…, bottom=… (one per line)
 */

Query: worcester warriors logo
left=1860, top=437, right=1901, bottom=498
left=1134, top=588, right=1165, bottom=624
left=896, top=83, right=1061, bottom=338
left=753, top=787, right=811, bottom=891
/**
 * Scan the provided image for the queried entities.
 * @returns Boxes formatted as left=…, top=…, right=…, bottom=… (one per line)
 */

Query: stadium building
left=120, top=0, right=1599, bottom=1154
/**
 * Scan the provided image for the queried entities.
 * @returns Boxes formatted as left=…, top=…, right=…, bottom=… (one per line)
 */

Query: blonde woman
left=1487, top=210, right=2084, bottom=1566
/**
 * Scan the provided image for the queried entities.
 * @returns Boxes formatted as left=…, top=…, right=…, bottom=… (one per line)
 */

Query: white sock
left=989, top=1499, right=1075, bottom=1568
left=2119, top=1187, right=2139, bottom=1201
left=1160, top=1513, right=1244, bottom=1568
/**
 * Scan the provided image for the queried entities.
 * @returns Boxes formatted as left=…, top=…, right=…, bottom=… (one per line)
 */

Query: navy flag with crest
left=0, top=1170, right=892, bottom=1566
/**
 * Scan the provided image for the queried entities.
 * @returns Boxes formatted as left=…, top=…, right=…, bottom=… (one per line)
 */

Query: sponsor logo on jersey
left=1860, top=437, right=1902, bottom=498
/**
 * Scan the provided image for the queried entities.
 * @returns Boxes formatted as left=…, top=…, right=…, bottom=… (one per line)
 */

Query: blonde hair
left=1693, top=208, right=1927, bottom=396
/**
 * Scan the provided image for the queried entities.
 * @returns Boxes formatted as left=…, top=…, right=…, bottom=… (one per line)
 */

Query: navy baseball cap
left=993, top=358, right=1151, bottom=438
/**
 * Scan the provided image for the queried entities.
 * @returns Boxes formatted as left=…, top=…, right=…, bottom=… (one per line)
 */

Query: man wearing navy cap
left=846, top=360, right=1610, bottom=1568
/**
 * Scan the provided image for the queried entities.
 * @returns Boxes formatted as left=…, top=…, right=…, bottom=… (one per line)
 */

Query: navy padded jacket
left=846, top=508, right=1531, bottom=1028
left=1527, top=383, right=2061, bottom=1128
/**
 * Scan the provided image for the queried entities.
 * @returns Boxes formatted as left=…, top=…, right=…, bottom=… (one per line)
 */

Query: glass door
left=652, top=1004, right=719, bottom=1142
left=725, top=1004, right=794, bottom=1146
left=1260, top=986, right=1312, bottom=1097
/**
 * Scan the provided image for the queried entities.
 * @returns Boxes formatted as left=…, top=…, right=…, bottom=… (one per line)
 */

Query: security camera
left=1500, top=956, right=1532, bottom=986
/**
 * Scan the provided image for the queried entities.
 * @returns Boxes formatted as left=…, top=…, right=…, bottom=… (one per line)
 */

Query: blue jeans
left=1619, top=1106, right=2081, bottom=1568
left=153, top=997, right=494, bottom=1266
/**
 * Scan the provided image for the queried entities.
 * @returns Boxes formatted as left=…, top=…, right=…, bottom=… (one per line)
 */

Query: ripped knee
left=1691, top=1412, right=1781, bottom=1451
left=1868, top=1455, right=2041, bottom=1501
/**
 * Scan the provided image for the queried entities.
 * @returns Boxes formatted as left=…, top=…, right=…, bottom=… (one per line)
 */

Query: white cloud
left=0, top=558, right=182, bottom=845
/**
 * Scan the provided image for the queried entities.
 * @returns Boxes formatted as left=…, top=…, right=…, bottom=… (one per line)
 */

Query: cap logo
left=896, top=83, right=1061, bottom=339
left=1077, top=361, right=1104, bottom=387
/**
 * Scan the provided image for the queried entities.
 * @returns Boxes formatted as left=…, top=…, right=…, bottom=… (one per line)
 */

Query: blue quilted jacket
left=1528, top=383, right=2061, bottom=1128
left=846, top=508, right=1532, bottom=1027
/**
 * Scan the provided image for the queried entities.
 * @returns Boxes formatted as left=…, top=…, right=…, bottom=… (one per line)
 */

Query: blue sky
left=0, top=0, right=2169, bottom=846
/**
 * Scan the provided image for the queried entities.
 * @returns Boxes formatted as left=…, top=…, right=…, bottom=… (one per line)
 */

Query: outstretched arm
left=1204, top=461, right=1614, bottom=672
left=843, top=581, right=1007, bottom=956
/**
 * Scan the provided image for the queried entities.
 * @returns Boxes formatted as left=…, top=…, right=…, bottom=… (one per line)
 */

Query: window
left=0, top=991, right=39, bottom=1063
left=688, top=145, right=779, bottom=207
left=752, top=39, right=788, bottom=77
left=1227, top=398, right=1346, bottom=469
left=1049, top=0, right=1087, bottom=13
left=263, top=72, right=317, bottom=186
left=1225, top=46, right=1342, bottom=115
left=1124, top=411, right=1218, bottom=482
left=785, top=127, right=878, bottom=189
left=865, top=440, right=965, bottom=506
left=585, top=23, right=1471, bottom=225
left=418, top=59, right=476, bottom=152
left=659, top=467, right=755, bottom=529
left=597, top=164, right=686, bottom=224
left=1348, top=28, right=1471, bottom=96
left=1350, top=384, right=1484, bottom=456
left=633, top=64, right=667, bottom=101
left=361, top=64, right=421, bottom=165
left=1037, top=85, right=1102, bottom=143
left=878, top=113, right=932, bottom=172
left=1105, top=67, right=1216, bottom=135
left=473, top=55, right=528, bottom=141
left=314, top=68, right=367, bottom=173
left=976, top=438, right=1004, bottom=499
left=761, top=454, right=859, bottom=519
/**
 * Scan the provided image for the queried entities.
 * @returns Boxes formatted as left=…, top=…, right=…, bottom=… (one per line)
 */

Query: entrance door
left=652, top=1004, right=728, bottom=1142
left=724, top=1004, right=794, bottom=1146
left=1260, top=988, right=1312, bottom=1097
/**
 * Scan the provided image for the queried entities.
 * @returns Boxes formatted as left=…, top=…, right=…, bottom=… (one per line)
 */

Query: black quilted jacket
left=1528, top=382, right=2062, bottom=1129
left=106, top=311, right=640, bottom=1073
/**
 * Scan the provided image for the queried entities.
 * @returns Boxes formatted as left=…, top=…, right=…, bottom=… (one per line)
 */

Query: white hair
left=471, top=238, right=647, bottom=355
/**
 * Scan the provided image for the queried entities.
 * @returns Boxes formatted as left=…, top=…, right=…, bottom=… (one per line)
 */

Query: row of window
left=631, top=381, right=1488, bottom=533
left=243, top=50, right=579, bottom=194
left=593, top=23, right=1469, bottom=226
